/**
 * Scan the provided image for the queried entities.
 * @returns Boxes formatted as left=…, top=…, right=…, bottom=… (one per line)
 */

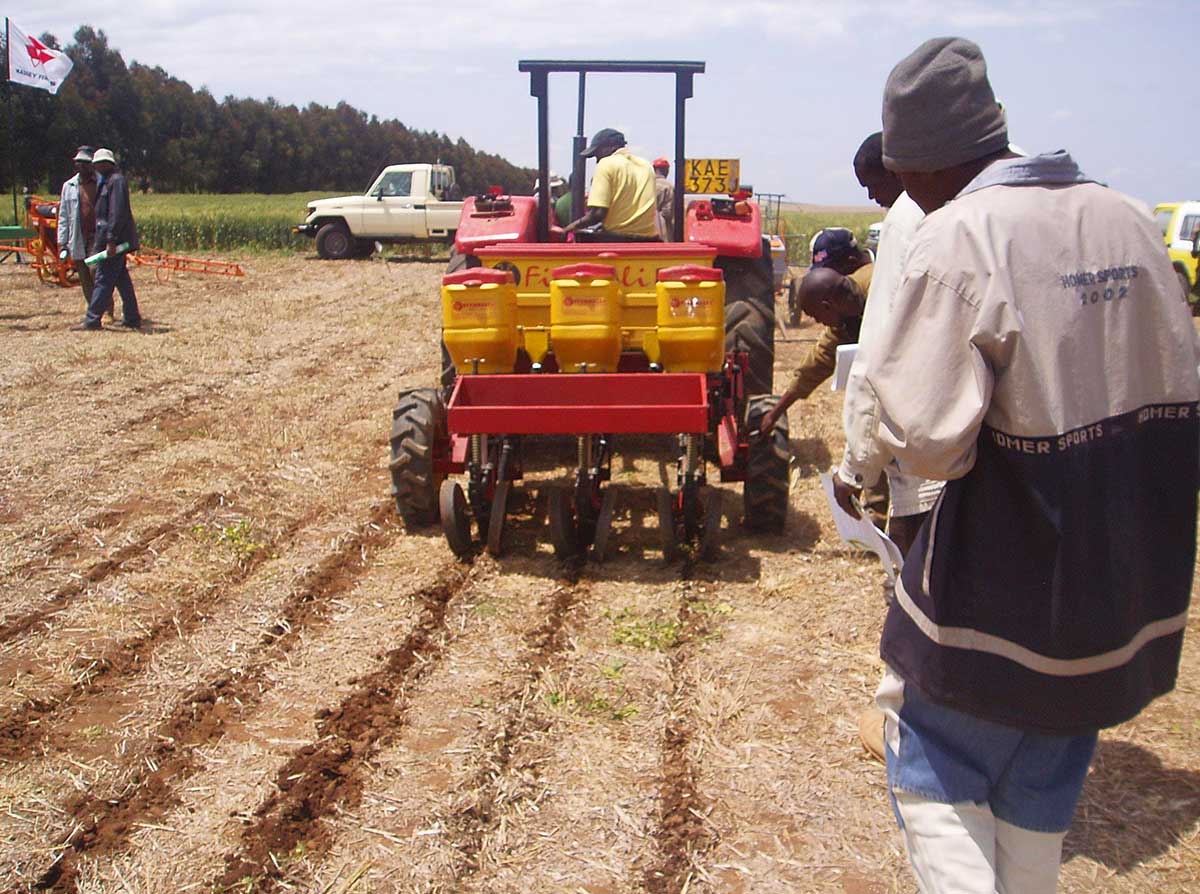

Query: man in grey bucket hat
left=841, top=37, right=1200, bottom=893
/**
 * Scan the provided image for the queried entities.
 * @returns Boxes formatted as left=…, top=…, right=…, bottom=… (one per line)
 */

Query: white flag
left=7, top=19, right=73, bottom=94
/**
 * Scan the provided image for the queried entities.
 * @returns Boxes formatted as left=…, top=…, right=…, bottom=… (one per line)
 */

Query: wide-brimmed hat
left=73, top=146, right=95, bottom=162
left=580, top=128, right=625, bottom=158
left=91, top=148, right=117, bottom=165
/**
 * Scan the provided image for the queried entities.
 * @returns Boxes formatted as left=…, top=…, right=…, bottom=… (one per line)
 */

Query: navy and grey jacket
left=92, top=170, right=140, bottom=253
left=862, top=152, right=1200, bottom=735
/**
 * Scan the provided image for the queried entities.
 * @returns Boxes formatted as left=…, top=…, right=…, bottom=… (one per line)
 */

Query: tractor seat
left=573, top=226, right=661, bottom=244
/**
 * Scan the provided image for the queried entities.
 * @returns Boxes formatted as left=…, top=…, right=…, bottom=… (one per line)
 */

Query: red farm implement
left=0, top=195, right=77, bottom=287
left=131, top=247, right=244, bottom=282
left=388, top=61, right=788, bottom=561
left=0, top=195, right=244, bottom=286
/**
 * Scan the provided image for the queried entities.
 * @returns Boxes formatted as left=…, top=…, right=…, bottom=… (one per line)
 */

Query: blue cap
left=580, top=128, right=626, bottom=158
left=810, top=227, right=858, bottom=268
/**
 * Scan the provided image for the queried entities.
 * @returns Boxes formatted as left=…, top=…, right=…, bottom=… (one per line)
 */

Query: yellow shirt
left=588, top=149, right=659, bottom=237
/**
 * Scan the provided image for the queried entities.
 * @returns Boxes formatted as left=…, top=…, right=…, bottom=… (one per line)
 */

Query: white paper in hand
left=818, top=472, right=904, bottom=584
left=831, top=344, right=858, bottom=391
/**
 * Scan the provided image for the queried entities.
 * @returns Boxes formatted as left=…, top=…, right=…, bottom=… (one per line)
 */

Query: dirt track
left=0, top=256, right=1197, bottom=893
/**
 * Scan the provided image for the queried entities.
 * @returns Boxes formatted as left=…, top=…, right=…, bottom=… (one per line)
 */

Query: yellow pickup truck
left=1154, top=202, right=1200, bottom=312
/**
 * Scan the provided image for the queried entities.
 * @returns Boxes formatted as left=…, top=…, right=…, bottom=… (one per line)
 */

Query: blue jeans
left=877, top=669, right=1098, bottom=893
left=86, top=254, right=140, bottom=326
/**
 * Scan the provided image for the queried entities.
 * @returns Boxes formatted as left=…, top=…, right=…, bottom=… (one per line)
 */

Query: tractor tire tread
left=743, top=395, right=791, bottom=533
left=389, top=388, right=444, bottom=526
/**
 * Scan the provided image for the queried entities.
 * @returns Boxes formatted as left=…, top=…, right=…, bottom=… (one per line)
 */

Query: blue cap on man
left=810, top=227, right=859, bottom=268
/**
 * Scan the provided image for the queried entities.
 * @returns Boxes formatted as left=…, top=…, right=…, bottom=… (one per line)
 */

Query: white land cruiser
left=295, top=163, right=464, bottom=259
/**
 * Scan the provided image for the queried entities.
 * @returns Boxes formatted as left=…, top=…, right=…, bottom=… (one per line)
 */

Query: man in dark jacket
left=853, top=38, right=1199, bottom=893
left=75, top=148, right=142, bottom=330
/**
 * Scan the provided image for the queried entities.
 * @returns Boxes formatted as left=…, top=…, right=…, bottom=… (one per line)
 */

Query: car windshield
left=1155, top=208, right=1175, bottom=237
left=373, top=171, right=413, bottom=198
left=1180, top=214, right=1200, bottom=246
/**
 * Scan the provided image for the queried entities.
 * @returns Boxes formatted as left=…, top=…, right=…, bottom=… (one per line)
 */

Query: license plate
left=684, top=158, right=740, bottom=195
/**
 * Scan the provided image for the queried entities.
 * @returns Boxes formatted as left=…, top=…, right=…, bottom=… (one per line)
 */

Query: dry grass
left=0, top=258, right=1196, bottom=893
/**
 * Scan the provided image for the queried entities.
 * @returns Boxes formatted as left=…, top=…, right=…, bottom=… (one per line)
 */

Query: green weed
left=605, top=608, right=679, bottom=651
left=599, top=658, right=627, bottom=680
left=192, top=519, right=268, bottom=562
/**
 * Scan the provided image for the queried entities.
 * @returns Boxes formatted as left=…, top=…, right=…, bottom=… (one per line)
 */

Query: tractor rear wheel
left=726, top=299, right=774, bottom=397
left=786, top=277, right=802, bottom=327
left=389, top=388, right=445, bottom=526
left=440, top=342, right=457, bottom=401
left=717, top=245, right=776, bottom=319
left=721, top=241, right=776, bottom=395
left=446, top=249, right=480, bottom=274
left=743, top=395, right=790, bottom=533
left=316, top=222, right=353, bottom=260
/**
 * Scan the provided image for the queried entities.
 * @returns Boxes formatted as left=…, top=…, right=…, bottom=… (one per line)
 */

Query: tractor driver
left=564, top=128, right=661, bottom=242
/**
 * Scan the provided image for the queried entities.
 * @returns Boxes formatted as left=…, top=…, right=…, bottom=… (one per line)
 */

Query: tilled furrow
left=211, top=561, right=474, bottom=891
left=439, top=565, right=589, bottom=884
left=35, top=500, right=408, bottom=893
left=103, top=386, right=214, bottom=436
left=0, top=491, right=227, bottom=644
left=0, top=504, right=314, bottom=762
left=643, top=567, right=716, bottom=894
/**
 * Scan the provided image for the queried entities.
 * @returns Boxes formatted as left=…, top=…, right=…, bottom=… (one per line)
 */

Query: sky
left=8, top=0, right=1198, bottom=206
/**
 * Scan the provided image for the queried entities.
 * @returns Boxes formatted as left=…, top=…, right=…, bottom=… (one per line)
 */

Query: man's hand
left=758, top=405, right=782, bottom=438
left=833, top=475, right=863, bottom=519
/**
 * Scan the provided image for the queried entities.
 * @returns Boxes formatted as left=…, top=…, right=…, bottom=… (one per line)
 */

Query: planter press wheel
left=548, top=487, right=578, bottom=559
left=700, top=490, right=723, bottom=562
left=657, top=486, right=680, bottom=562
left=440, top=480, right=473, bottom=559
left=486, top=481, right=511, bottom=557
left=589, top=486, right=617, bottom=563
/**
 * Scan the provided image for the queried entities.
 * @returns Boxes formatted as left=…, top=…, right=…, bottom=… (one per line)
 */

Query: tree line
left=1, top=25, right=535, bottom=197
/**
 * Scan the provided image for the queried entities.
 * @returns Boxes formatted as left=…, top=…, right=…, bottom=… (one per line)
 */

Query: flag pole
left=5, top=17, right=18, bottom=228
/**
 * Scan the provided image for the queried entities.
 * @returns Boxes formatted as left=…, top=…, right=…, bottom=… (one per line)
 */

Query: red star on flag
left=7, top=19, right=75, bottom=93
left=24, top=34, right=55, bottom=65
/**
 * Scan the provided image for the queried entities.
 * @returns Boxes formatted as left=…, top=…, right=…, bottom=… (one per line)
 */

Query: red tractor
left=389, top=60, right=788, bottom=560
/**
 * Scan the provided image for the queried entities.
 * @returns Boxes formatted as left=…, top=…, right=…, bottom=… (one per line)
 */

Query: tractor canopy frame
left=518, top=59, right=705, bottom=244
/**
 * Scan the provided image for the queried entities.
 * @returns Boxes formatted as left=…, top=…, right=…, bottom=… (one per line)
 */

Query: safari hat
left=91, top=148, right=117, bottom=165
left=73, top=146, right=95, bottom=162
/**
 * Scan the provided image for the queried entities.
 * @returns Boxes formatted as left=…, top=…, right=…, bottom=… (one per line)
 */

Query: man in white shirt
left=838, top=133, right=944, bottom=556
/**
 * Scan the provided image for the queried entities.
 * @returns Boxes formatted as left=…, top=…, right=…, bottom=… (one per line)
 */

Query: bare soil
left=0, top=256, right=1196, bottom=893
